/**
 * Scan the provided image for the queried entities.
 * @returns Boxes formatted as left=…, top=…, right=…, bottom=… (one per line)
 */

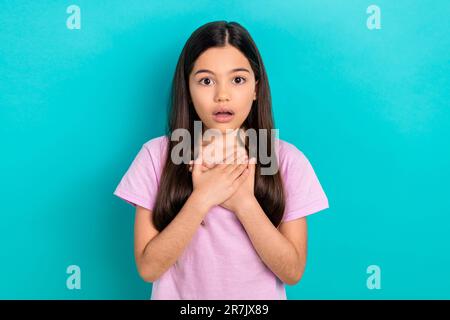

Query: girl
left=113, top=21, right=329, bottom=300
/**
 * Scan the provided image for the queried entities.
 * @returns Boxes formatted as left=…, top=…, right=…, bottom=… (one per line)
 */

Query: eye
left=233, top=76, right=247, bottom=85
left=198, top=77, right=214, bottom=86
left=198, top=76, right=247, bottom=86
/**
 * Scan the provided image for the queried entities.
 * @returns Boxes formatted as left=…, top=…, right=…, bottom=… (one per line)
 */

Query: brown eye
left=199, top=78, right=213, bottom=86
left=233, top=76, right=247, bottom=84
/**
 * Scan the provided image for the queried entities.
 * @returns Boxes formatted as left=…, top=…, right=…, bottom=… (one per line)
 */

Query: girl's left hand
left=189, top=155, right=257, bottom=213
left=220, top=156, right=257, bottom=213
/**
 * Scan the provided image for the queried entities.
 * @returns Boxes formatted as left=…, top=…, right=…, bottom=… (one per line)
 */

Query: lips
left=213, top=106, right=234, bottom=116
left=212, top=107, right=235, bottom=123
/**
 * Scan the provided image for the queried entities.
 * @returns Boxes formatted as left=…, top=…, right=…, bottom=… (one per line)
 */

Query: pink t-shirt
left=113, top=135, right=329, bottom=300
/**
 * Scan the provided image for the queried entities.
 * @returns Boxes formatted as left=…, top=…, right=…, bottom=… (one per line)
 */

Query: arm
left=134, top=191, right=209, bottom=282
left=235, top=197, right=307, bottom=285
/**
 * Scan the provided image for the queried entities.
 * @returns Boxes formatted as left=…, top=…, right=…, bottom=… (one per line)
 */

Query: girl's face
left=189, top=45, right=258, bottom=133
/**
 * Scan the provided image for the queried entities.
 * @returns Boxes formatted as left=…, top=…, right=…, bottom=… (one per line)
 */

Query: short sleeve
left=113, top=143, right=160, bottom=211
left=280, top=142, right=329, bottom=222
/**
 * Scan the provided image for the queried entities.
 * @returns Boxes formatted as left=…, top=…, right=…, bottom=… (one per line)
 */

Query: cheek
left=190, top=88, right=211, bottom=115
left=236, top=86, right=256, bottom=103
left=236, top=93, right=254, bottom=114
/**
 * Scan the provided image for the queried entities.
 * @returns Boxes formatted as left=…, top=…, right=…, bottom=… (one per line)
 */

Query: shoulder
left=139, top=135, right=169, bottom=170
left=142, top=135, right=169, bottom=152
left=276, top=138, right=321, bottom=182
left=276, top=139, right=329, bottom=219
left=142, top=135, right=170, bottom=159
left=276, top=138, right=308, bottom=168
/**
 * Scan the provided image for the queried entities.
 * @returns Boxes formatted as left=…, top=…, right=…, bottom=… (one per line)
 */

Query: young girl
left=113, top=21, right=329, bottom=300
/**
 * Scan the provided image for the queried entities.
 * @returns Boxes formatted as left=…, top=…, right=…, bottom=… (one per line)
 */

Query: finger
left=203, top=161, right=217, bottom=169
left=190, top=157, right=215, bottom=173
left=226, top=153, right=247, bottom=175
left=231, top=166, right=249, bottom=189
left=190, top=155, right=214, bottom=169
left=232, top=152, right=248, bottom=168
left=224, top=144, right=247, bottom=162
left=222, top=149, right=239, bottom=165
left=236, top=152, right=249, bottom=165
left=249, top=157, right=257, bottom=170
left=236, top=149, right=248, bottom=162
left=191, top=161, right=211, bottom=171
left=248, top=157, right=257, bottom=177
left=192, top=153, right=203, bottom=174
left=189, top=163, right=205, bottom=171
left=215, top=150, right=238, bottom=170
left=230, top=156, right=248, bottom=179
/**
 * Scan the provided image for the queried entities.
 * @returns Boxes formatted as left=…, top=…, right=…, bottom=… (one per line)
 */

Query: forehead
left=192, top=46, right=252, bottom=73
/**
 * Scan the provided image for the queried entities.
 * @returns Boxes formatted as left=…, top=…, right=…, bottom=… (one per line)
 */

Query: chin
left=217, top=124, right=242, bottom=133
left=203, top=118, right=246, bottom=134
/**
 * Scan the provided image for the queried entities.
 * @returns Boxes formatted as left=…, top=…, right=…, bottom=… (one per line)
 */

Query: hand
left=220, top=156, right=256, bottom=213
left=191, top=150, right=249, bottom=211
left=188, top=141, right=256, bottom=213
left=188, top=133, right=248, bottom=172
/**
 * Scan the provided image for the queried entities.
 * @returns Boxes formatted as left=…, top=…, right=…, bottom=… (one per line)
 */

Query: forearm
left=139, top=191, right=210, bottom=282
left=235, top=197, right=304, bottom=285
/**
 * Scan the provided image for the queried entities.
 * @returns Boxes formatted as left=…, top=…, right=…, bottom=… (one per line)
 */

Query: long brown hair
left=152, top=21, right=285, bottom=231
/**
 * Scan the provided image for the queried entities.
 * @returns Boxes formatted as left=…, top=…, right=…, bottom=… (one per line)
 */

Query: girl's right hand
left=191, top=150, right=249, bottom=210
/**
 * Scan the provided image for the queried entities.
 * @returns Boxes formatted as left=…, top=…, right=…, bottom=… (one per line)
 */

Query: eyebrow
left=194, top=68, right=251, bottom=76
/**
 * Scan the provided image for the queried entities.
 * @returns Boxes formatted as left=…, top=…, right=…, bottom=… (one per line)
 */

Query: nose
left=215, top=82, right=230, bottom=102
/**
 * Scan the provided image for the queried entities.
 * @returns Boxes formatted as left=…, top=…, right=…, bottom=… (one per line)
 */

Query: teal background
left=1, top=1, right=449, bottom=299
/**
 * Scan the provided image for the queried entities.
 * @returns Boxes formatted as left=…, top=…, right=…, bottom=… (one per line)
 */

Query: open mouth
left=212, top=110, right=235, bottom=123
left=213, top=111, right=234, bottom=116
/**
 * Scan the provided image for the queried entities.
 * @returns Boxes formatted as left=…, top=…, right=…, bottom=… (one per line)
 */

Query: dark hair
left=152, top=21, right=285, bottom=232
